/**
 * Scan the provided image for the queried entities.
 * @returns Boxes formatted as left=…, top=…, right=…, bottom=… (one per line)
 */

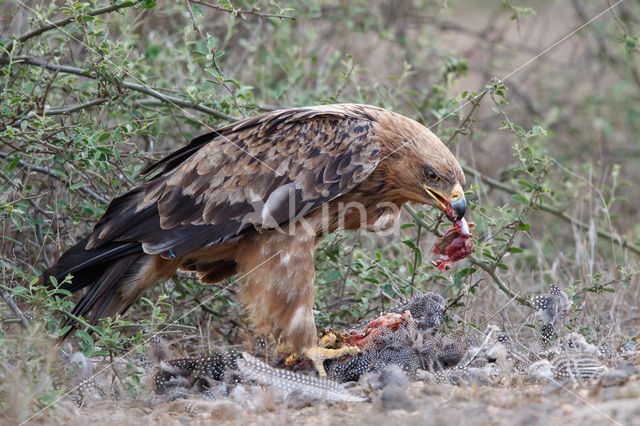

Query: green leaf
left=53, top=288, right=72, bottom=297
left=139, top=0, right=157, bottom=9
left=206, top=36, right=216, bottom=50
left=51, top=325, right=72, bottom=338
left=12, top=286, right=28, bottom=295
left=517, top=179, right=533, bottom=190
left=7, top=156, right=19, bottom=171
left=70, top=182, right=86, bottom=191
left=325, top=269, right=341, bottom=282
left=382, top=284, right=394, bottom=296
left=511, top=194, right=527, bottom=204
left=402, top=240, right=417, bottom=250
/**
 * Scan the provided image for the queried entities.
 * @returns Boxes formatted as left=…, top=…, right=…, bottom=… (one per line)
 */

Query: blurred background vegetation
left=0, top=0, right=639, bottom=421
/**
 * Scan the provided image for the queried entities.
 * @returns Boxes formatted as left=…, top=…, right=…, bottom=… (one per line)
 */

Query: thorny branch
left=0, top=151, right=109, bottom=205
left=444, top=90, right=487, bottom=146
left=189, top=1, right=296, bottom=21
left=183, top=0, right=244, bottom=118
left=0, top=57, right=236, bottom=122
left=10, top=98, right=111, bottom=128
left=0, top=289, right=30, bottom=328
left=1, top=1, right=138, bottom=57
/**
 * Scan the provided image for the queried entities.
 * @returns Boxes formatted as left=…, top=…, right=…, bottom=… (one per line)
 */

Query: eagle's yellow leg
left=304, top=345, right=360, bottom=377
left=284, top=333, right=360, bottom=377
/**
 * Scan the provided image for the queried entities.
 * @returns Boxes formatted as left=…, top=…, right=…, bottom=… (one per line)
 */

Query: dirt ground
left=37, top=367, right=638, bottom=426
left=62, top=383, right=639, bottom=426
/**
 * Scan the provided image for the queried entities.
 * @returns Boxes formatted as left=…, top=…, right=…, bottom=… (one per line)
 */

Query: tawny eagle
left=43, top=104, right=467, bottom=354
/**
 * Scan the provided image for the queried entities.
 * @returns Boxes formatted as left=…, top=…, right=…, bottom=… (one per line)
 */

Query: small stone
left=600, top=369, right=631, bottom=387
left=486, top=405, right=500, bottom=415
left=285, top=391, right=315, bottom=410
left=208, top=400, right=243, bottom=421
left=613, top=361, right=638, bottom=377
left=600, top=382, right=640, bottom=401
left=421, top=383, right=443, bottom=396
left=560, top=403, right=574, bottom=413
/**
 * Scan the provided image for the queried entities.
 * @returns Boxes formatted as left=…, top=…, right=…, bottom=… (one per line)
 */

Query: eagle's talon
left=284, top=352, right=301, bottom=368
left=304, top=345, right=360, bottom=377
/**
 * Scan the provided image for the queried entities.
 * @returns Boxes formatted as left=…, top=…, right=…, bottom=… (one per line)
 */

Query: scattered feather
left=237, top=352, right=366, bottom=402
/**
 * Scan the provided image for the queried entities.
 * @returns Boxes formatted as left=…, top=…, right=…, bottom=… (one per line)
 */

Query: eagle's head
left=377, top=114, right=467, bottom=223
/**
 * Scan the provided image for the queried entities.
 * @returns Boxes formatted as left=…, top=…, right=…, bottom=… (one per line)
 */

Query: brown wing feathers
left=88, top=105, right=380, bottom=257
left=44, top=104, right=383, bottom=330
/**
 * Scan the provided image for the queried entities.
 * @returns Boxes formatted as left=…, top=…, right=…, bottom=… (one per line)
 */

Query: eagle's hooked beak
left=424, top=183, right=466, bottom=221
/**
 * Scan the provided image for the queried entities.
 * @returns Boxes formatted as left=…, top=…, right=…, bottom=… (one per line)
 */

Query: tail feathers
left=63, top=253, right=141, bottom=330
left=40, top=237, right=141, bottom=292
left=40, top=238, right=145, bottom=337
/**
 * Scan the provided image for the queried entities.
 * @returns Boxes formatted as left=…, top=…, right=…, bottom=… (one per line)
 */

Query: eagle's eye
left=425, top=169, right=439, bottom=182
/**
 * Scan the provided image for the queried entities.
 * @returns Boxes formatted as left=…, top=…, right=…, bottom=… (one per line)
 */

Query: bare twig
left=46, top=97, right=110, bottom=115
left=190, top=1, right=296, bottom=20
left=2, top=1, right=137, bottom=57
left=0, top=289, right=30, bottom=328
left=0, top=151, right=109, bottom=204
left=183, top=0, right=244, bottom=118
left=408, top=224, right=422, bottom=297
left=335, top=58, right=356, bottom=101
left=444, top=90, right=487, bottom=146
left=10, top=97, right=110, bottom=128
left=0, top=57, right=236, bottom=121
left=467, top=255, right=529, bottom=306
left=125, top=81, right=235, bottom=121
left=184, top=0, right=206, bottom=38
left=447, top=278, right=484, bottom=308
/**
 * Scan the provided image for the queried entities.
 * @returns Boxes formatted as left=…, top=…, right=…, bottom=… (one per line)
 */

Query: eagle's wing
left=85, top=105, right=381, bottom=258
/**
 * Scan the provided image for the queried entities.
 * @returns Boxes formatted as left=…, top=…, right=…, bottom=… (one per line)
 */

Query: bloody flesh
left=432, top=218, right=474, bottom=271
left=342, top=311, right=411, bottom=349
